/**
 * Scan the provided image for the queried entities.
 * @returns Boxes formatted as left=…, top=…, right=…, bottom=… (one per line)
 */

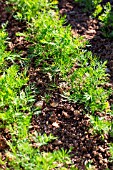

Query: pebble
left=35, top=101, right=44, bottom=108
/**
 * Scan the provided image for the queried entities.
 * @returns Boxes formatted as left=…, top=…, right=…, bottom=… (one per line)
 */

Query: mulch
left=0, top=0, right=113, bottom=169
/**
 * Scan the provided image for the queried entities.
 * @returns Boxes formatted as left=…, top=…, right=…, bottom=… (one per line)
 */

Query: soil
left=0, top=0, right=113, bottom=170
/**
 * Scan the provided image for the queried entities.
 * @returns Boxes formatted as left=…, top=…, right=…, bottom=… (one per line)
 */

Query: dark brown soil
left=0, top=0, right=113, bottom=170
left=31, top=98, right=112, bottom=169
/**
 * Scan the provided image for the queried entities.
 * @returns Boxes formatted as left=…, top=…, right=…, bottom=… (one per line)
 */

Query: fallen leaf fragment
left=52, top=122, right=59, bottom=128
left=50, top=102, right=58, bottom=107
left=99, top=146, right=105, bottom=152
left=54, top=140, right=63, bottom=145
left=0, top=136, right=8, bottom=150
left=35, top=101, right=44, bottom=108
left=62, top=111, right=70, bottom=118
left=49, top=113, right=56, bottom=122
left=5, top=152, right=15, bottom=161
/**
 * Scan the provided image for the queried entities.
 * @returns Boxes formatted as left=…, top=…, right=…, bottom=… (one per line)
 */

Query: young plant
left=6, top=138, right=72, bottom=170
left=68, top=54, right=110, bottom=113
left=89, top=115, right=111, bottom=137
left=75, top=0, right=102, bottom=11
left=109, top=143, right=113, bottom=162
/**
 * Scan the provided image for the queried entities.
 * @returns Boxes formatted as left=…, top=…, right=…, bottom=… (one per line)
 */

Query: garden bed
left=0, top=0, right=113, bottom=169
